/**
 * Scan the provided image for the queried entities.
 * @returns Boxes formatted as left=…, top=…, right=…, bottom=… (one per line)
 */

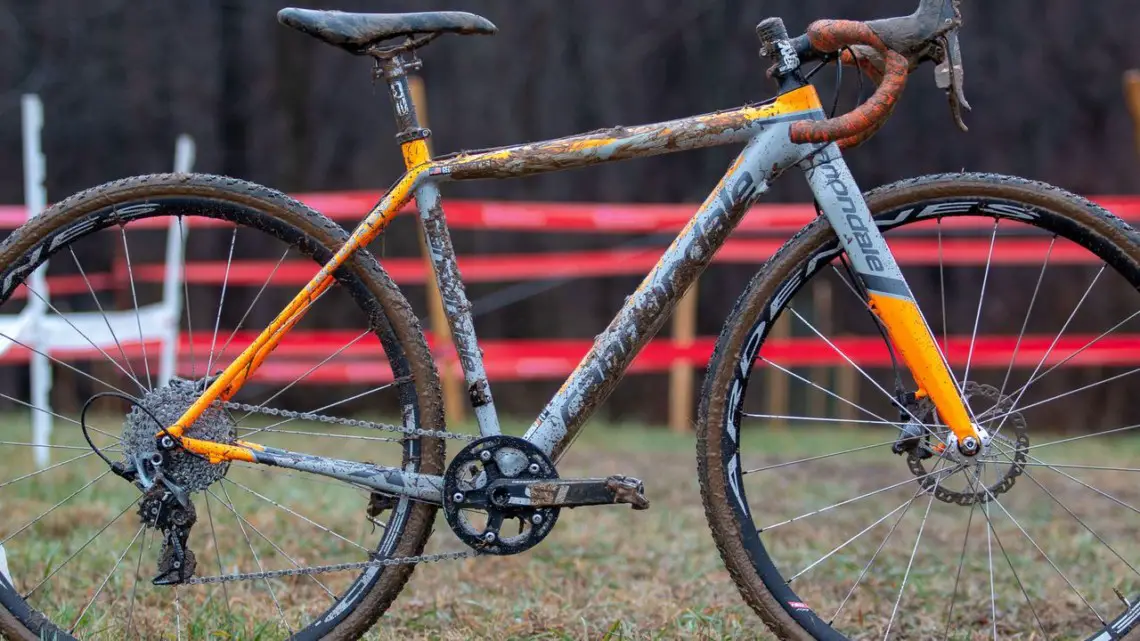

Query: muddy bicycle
left=1, top=0, right=1138, bottom=638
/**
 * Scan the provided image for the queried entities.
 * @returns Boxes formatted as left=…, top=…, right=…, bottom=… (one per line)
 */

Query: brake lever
left=933, top=29, right=970, bottom=132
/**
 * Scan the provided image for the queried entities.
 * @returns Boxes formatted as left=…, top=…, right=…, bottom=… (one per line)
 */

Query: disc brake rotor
left=907, top=381, right=1029, bottom=505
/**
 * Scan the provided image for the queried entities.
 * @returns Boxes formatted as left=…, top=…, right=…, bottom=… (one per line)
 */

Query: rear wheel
left=698, top=173, right=1140, bottom=639
left=0, top=174, right=444, bottom=640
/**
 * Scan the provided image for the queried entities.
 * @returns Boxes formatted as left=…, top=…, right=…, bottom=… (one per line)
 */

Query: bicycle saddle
left=278, top=8, right=497, bottom=54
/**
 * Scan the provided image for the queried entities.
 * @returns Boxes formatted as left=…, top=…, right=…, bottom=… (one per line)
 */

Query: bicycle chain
left=221, top=400, right=476, bottom=441
left=176, top=402, right=480, bottom=584
left=184, top=550, right=480, bottom=585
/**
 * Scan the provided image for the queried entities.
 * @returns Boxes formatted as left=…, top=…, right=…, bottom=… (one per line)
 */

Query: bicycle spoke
left=177, top=217, right=197, bottom=379
left=0, top=329, right=132, bottom=398
left=125, top=529, right=147, bottom=640
left=984, top=467, right=996, bottom=640
left=238, top=329, right=371, bottom=423
left=989, top=443, right=1140, bottom=517
left=213, top=247, right=291, bottom=366
left=223, top=477, right=370, bottom=552
left=743, top=437, right=905, bottom=475
left=827, top=472, right=933, bottom=625
left=987, top=366, right=1140, bottom=425
left=27, top=280, right=147, bottom=395
left=938, top=218, right=949, bottom=355
left=120, top=227, right=153, bottom=390
left=210, top=485, right=335, bottom=599
left=70, top=525, right=145, bottom=634
left=0, top=391, right=119, bottom=442
left=759, top=464, right=961, bottom=532
left=0, top=440, right=93, bottom=451
left=988, top=460, right=1140, bottom=473
left=743, top=413, right=906, bottom=428
left=997, top=236, right=1054, bottom=399
left=883, top=464, right=944, bottom=639
left=239, top=383, right=399, bottom=440
left=203, top=492, right=233, bottom=629
left=982, top=483, right=1105, bottom=626
left=961, top=219, right=999, bottom=385
left=786, top=308, right=928, bottom=428
left=992, top=265, right=1105, bottom=438
left=205, top=226, right=238, bottom=376
left=234, top=427, right=400, bottom=443
left=1, top=469, right=112, bottom=545
left=175, top=586, right=182, bottom=641
left=69, top=247, right=146, bottom=393
left=1005, top=309, right=1140, bottom=406
left=941, top=492, right=977, bottom=640
left=787, top=495, right=913, bottom=583
left=0, top=447, right=120, bottom=490
left=23, top=495, right=142, bottom=599
left=1012, top=422, right=1140, bottom=452
left=214, top=485, right=292, bottom=634
left=1017, top=465, right=1140, bottom=578
left=972, top=469, right=1050, bottom=639
left=760, top=358, right=918, bottom=438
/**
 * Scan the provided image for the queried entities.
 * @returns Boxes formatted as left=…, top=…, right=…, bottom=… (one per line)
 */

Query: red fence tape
left=5, top=192, right=1140, bottom=382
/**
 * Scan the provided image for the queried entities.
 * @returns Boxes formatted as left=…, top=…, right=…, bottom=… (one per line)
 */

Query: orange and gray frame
left=161, top=73, right=976, bottom=504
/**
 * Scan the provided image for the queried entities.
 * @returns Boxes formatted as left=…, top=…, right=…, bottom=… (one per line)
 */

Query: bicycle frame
left=160, top=67, right=978, bottom=504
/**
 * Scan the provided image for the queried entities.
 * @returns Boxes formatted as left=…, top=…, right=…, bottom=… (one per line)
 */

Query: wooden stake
left=1125, top=70, right=1140, bottom=159
left=668, top=282, right=699, bottom=432
left=407, top=76, right=466, bottom=427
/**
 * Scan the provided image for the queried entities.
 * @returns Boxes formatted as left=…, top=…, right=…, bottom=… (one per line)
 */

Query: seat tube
left=413, top=182, right=502, bottom=437
left=380, top=55, right=502, bottom=437
left=801, top=145, right=980, bottom=449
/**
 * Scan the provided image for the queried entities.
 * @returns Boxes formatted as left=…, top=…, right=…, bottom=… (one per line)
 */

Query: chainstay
left=185, top=549, right=481, bottom=585
left=221, top=400, right=475, bottom=441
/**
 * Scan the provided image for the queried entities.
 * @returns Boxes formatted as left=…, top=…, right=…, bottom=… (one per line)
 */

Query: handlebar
left=787, top=21, right=909, bottom=149
left=762, top=0, right=968, bottom=149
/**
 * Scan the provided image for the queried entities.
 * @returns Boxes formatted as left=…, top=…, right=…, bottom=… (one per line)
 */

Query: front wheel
left=699, top=173, right=1140, bottom=640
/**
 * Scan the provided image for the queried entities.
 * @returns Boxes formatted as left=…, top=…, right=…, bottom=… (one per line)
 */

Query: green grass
left=0, top=416, right=1138, bottom=639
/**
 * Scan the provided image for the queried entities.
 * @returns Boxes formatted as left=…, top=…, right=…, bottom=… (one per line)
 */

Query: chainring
left=907, top=381, right=1029, bottom=505
left=442, top=435, right=559, bottom=555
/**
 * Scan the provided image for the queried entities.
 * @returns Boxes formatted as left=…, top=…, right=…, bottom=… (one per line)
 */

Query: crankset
left=442, top=435, right=649, bottom=555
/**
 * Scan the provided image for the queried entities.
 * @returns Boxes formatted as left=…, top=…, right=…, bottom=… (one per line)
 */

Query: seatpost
left=375, top=54, right=432, bottom=168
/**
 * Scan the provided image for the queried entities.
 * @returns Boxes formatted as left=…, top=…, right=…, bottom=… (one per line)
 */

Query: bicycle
left=1, top=0, right=1138, bottom=638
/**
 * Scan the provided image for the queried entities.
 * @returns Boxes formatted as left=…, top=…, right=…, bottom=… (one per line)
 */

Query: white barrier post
left=157, top=135, right=194, bottom=386
left=22, top=95, right=51, bottom=469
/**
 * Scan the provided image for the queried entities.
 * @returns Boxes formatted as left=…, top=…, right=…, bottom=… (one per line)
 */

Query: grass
left=1, top=417, right=1139, bottom=639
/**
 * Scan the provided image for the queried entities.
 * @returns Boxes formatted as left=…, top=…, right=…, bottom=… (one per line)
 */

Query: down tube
left=525, top=124, right=814, bottom=460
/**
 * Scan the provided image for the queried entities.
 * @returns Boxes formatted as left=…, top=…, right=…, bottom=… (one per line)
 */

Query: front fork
left=802, top=146, right=983, bottom=454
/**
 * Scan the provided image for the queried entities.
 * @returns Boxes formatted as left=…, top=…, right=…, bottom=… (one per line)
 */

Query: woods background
left=0, top=0, right=1137, bottom=424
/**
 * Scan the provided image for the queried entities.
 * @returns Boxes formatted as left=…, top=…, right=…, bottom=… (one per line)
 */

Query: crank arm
left=250, top=445, right=444, bottom=504
left=475, top=475, right=650, bottom=510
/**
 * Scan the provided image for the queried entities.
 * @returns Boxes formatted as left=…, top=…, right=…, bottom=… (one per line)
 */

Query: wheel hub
left=903, top=381, right=1029, bottom=505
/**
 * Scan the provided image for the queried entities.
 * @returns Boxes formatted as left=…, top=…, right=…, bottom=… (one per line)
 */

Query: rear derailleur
left=109, top=438, right=200, bottom=586
left=138, top=483, right=198, bottom=585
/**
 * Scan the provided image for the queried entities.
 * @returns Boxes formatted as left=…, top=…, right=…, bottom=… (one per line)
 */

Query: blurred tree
left=0, top=0, right=1137, bottom=423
